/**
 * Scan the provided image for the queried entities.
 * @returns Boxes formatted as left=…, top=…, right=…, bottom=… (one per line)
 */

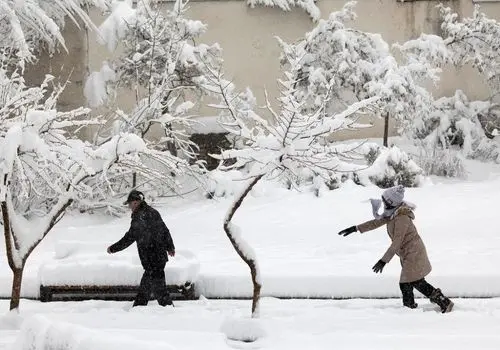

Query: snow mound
left=220, top=317, right=267, bottom=343
left=39, top=241, right=199, bottom=286
left=13, top=315, right=176, bottom=350
left=0, top=310, right=23, bottom=330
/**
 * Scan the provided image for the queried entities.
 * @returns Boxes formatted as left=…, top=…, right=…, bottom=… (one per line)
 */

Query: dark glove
left=372, top=260, right=386, bottom=273
left=338, top=226, right=357, bottom=237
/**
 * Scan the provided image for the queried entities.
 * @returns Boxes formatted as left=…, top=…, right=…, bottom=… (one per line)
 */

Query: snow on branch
left=247, top=0, right=321, bottom=22
left=394, top=4, right=500, bottom=165
left=399, top=4, right=500, bottom=94
left=0, top=0, right=108, bottom=63
left=209, top=68, right=378, bottom=184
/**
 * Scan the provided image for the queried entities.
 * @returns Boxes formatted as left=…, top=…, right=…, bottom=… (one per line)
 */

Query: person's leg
left=411, top=278, right=435, bottom=297
left=133, top=270, right=152, bottom=307
left=151, top=269, right=173, bottom=307
left=399, top=282, right=418, bottom=309
left=412, top=278, right=454, bottom=313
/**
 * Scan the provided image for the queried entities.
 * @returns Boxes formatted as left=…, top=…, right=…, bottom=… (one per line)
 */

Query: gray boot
left=429, top=288, right=454, bottom=313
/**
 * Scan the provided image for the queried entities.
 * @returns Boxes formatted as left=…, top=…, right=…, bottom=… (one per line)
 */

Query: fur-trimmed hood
left=393, top=205, right=415, bottom=220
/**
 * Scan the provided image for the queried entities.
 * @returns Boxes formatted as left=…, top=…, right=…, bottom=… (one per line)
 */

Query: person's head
left=123, top=190, right=145, bottom=212
left=381, top=185, right=405, bottom=210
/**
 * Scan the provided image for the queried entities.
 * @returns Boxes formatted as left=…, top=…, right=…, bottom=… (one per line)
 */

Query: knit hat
left=381, top=185, right=405, bottom=208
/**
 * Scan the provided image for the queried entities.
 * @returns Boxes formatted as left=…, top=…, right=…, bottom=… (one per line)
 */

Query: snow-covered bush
left=355, top=146, right=424, bottom=188
left=409, top=91, right=500, bottom=164
left=415, top=147, right=466, bottom=178
left=397, top=5, right=500, bottom=167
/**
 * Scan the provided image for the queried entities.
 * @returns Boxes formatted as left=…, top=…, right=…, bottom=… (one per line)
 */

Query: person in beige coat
left=338, top=185, right=454, bottom=313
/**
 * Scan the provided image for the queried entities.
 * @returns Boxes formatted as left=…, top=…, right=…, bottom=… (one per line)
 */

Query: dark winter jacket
left=109, top=201, right=175, bottom=271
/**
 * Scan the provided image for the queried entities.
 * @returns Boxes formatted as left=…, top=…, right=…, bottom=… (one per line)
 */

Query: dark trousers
left=399, top=278, right=436, bottom=306
left=133, top=269, right=173, bottom=307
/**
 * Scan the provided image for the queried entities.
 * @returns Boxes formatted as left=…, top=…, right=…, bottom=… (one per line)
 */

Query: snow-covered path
left=1, top=298, right=500, bottom=350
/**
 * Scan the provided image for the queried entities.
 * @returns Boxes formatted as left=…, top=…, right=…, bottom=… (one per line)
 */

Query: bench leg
left=182, top=283, right=196, bottom=300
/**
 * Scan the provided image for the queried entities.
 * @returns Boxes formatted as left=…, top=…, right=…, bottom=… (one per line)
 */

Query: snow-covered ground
left=1, top=160, right=500, bottom=349
left=2, top=298, right=500, bottom=350
left=1, top=163, right=500, bottom=299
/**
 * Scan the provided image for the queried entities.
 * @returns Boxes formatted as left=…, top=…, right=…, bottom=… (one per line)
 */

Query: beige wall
left=28, top=0, right=500, bottom=140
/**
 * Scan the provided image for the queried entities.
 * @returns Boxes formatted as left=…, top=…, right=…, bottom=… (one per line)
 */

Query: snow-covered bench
left=38, top=240, right=200, bottom=302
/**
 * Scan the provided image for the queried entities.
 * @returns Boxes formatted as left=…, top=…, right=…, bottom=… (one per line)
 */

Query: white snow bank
left=39, top=241, right=199, bottom=286
left=13, top=315, right=176, bottom=350
left=197, top=274, right=500, bottom=299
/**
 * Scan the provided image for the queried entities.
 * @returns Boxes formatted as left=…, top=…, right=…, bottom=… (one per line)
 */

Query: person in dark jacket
left=107, top=190, right=176, bottom=307
left=337, top=185, right=453, bottom=313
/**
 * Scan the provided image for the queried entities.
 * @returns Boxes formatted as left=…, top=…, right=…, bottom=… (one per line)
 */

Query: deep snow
left=2, top=298, right=500, bottom=350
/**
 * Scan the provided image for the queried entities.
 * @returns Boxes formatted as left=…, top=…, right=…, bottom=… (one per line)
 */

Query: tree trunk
left=132, top=172, right=137, bottom=187
left=2, top=196, right=73, bottom=311
left=2, top=201, right=25, bottom=311
left=223, top=174, right=264, bottom=318
left=383, top=112, right=389, bottom=147
left=167, top=140, right=178, bottom=158
left=10, top=268, right=24, bottom=311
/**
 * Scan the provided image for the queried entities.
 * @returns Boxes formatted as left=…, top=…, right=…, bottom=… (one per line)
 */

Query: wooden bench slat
left=40, top=282, right=196, bottom=302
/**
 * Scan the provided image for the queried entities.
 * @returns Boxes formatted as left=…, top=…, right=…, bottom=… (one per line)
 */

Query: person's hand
left=372, top=260, right=386, bottom=273
left=338, top=226, right=357, bottom=237
left=107, top=247, right=112, bottom=254
left=168, top=250, right=175, bottom=257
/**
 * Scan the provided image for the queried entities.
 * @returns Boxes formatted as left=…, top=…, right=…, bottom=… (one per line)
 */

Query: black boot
left=429, top=288, right=454, bottom=313
left=400, top=283, right=418, bottom=309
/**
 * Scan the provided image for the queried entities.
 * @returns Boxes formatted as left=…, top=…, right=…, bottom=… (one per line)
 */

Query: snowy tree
left=397, top=4, right=500, bottom=165
left=0, top=65, right=179, bottom=311
left=0, top=0, right=107, bottom=64
left=277, top=1, right=432, bottom=147
left=92, top=0, right=222, bottom=164
left=207, top=57, right=381, bottom=318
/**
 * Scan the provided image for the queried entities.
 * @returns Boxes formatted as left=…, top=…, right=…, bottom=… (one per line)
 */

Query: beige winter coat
left=357, top=206, right=432, bottom=283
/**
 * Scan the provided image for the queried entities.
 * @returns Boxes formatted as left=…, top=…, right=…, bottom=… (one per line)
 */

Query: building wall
left=28, top=0, right=500, bottom=140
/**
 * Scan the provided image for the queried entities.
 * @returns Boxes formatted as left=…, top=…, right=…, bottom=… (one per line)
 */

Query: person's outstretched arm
left=108, top=230, right=135, bottom=253
left=338, top=218, right=388, bottom=237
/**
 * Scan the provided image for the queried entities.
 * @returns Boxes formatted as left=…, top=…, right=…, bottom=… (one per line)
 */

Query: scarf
left=370, top=198, right=416, bottom=220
